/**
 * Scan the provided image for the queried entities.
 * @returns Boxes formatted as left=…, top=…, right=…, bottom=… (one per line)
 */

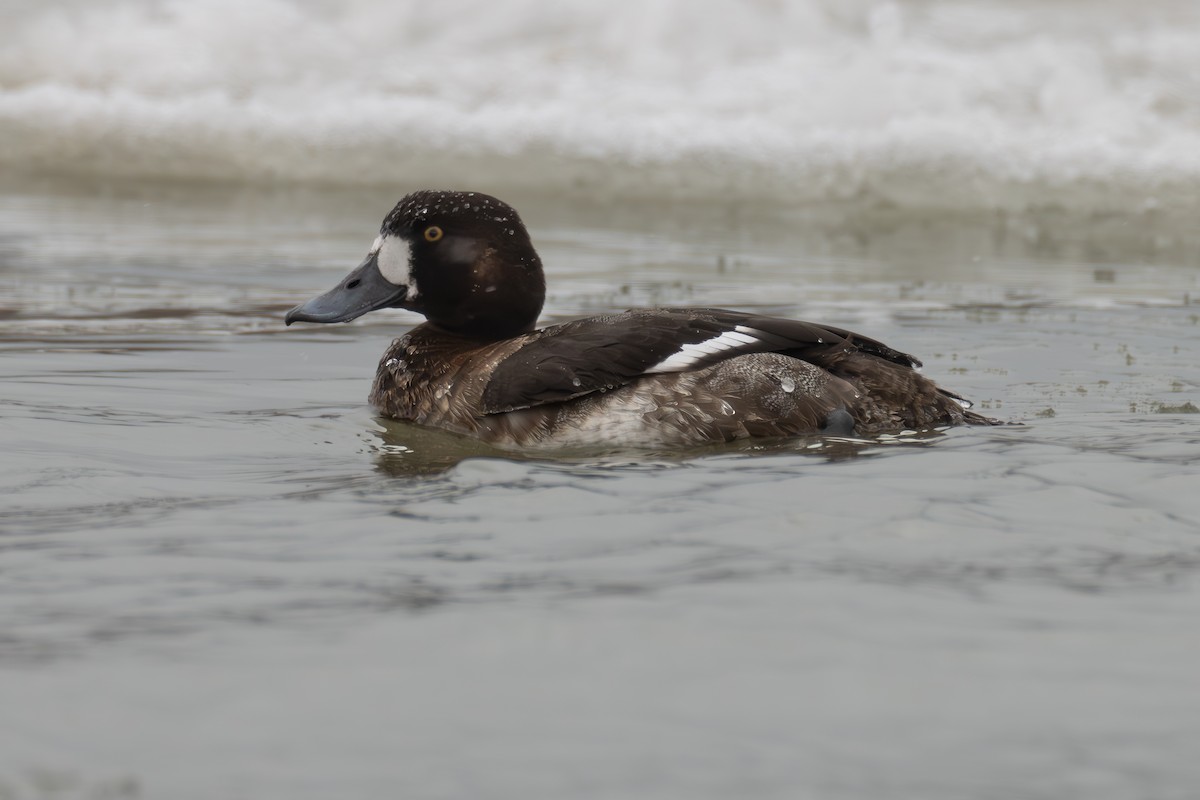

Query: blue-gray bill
left=284, top=253, right=407, bottom=325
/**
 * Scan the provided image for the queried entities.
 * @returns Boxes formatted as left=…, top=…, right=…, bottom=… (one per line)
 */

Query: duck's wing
left=478, top=307, right=920, bottom=414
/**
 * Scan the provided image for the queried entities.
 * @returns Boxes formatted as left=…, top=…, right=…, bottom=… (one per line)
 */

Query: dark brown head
left=285, top=190, right=545, bottom=339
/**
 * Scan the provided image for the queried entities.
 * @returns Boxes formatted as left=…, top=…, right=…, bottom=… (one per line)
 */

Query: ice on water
left=2, top=0, right=1199, bottom=214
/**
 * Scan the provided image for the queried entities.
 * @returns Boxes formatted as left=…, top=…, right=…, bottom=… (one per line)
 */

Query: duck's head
left=285, top=190, right=545, bottom=339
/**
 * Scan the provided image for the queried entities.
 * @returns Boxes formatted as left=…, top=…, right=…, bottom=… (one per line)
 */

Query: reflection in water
left=368, top=416, right=953, bottom=476
left=370, top=418, right=514, bottom=477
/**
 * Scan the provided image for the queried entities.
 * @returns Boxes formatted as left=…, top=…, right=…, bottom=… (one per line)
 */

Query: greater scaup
left=285, top=190, right=999, bottom=447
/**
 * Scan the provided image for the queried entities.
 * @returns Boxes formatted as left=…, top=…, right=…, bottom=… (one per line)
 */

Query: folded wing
left=479, top=308, right=920, bottom=414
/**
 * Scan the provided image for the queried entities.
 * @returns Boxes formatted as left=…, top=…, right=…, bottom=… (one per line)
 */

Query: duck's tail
left=937, top=388, right=1005, bottom=426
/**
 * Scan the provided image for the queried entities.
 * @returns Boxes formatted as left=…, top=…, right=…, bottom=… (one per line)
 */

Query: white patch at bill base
left=376, top=235, right=414, bottom=293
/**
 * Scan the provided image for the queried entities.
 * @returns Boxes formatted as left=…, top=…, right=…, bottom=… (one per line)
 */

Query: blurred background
left=3, top=0, right=1199, bottom=218
left=3, top=3, right=1200, bottom=800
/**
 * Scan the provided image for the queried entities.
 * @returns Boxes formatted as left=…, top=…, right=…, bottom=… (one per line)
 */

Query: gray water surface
left=2, top=177, right=1199, bottom=799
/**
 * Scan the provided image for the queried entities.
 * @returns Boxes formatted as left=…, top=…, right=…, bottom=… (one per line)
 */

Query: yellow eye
left=423, top=225, right=443, bottom=243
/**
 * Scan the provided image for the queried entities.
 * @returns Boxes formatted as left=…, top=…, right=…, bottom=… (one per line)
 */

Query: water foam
left=3, top=0, right=1199, bottom=213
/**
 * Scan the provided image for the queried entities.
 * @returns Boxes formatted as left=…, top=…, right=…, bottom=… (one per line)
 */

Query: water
left=2, top=173, right=1199, bottom=798
left=3, top=1, right=1200, bottom=793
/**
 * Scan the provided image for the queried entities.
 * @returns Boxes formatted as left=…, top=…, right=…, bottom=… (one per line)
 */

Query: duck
left=285, top=190, right=999, bottom=448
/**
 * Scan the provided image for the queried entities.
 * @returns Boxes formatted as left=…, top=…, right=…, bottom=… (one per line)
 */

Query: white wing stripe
left=644, top=328, right=767, bottom=374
